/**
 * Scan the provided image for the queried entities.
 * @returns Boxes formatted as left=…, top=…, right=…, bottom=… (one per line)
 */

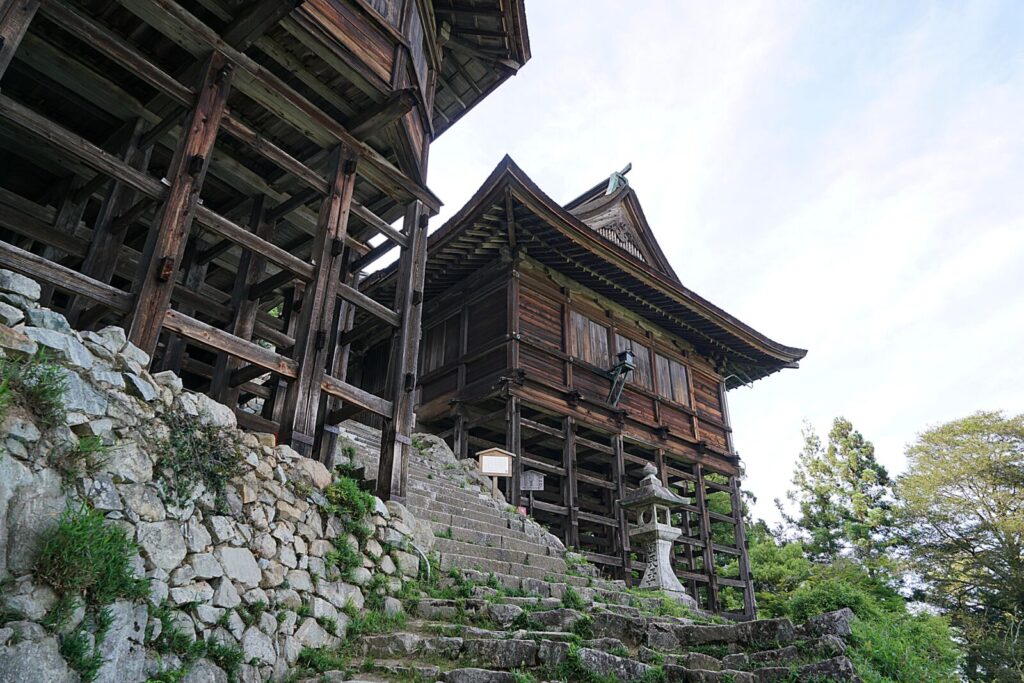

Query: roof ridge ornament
left=605, top=162, right=632, bottom=194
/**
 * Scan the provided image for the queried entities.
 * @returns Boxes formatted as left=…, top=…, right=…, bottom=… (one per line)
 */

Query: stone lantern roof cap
left=619, top=463, right=690, bottom=510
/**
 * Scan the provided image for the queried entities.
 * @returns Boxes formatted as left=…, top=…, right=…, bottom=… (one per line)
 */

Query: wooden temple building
left=0, top=0, right=529, bottom=499
left=352, top=158, right=807, bottom=616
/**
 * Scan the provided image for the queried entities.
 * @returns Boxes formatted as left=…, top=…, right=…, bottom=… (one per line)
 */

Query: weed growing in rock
left=204, top=638, right=244, bottom=679
left=34, top=504, right=148, bottom=605
left=342, top=600, right=406, bottom=640
left=552, top=642, right=667, bottom=683
left=60, top=623, right=104, bottom=681
left=562, top=585, right=585, bottom=610
left=323, top=474, right=375, bottom=520
left=324, top=540, right=362, bottom=582
left=0, top=350, right=67, bottom=427
left=154, top=406, right=242, bottom=509
left=51, top=435, right=110, bottom=481
left=511, top=670, right=538, bottom=683
left=569, top=614, right=594, bottom=640
left=293, top=647, right=350, bottom=677
left=41, top=594, right=81, bottom=632
left=148, top=601, right=243, bottom=681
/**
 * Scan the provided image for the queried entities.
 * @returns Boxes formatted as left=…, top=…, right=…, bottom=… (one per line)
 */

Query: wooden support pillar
left=505, top=394, right=521, bottom=507
left=0, top=0, right=38, bottom=79
left=563, top=416, right=580, bottom=549
left=262, top=285, right=301, bottom=426
left=70, top=117, right=151, bottom=325
left=613, top=435, right=630, bottom=582
left=279, top=146, right=358, bottom=455
left=694, top=463, right=720, bottom=612
left=39, top=176, right=88, bottom=307
left=679, top=472, right=699, bottom=598
left=452, top=409, right=468, bottom=459
left=158, top=234, right=213, bottom=372
left=730, top=474, right=756, bottom=617
left=314, top=248, right=356, bottom=463
left=128, top=51, right=233, bottom=358
left=211, top=195, right=272, bottom=406
left=377, top=202, right=428, bottom=502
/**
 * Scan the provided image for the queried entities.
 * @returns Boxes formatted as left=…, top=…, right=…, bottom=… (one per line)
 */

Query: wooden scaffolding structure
left=0, top=0, right=529, bottom=500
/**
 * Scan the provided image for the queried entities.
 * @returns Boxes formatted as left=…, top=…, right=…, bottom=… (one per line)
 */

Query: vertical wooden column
left=613, top=435, right=630, bottom=582
left=71, top=117, right=150, bottom=324
left=158, top=234, right=209, bottom=372
left=314, top=248, right=356, bottom=462
left=0, top=0, right=38, bottom=79
left=279, top=146, right=358, bottom=455
left=128, top=52, right=233, bottom=358
left=693, top=463, right=720, bottom=612
left=377, top=201, right=428, bottom=501
left=505, top=394, right=521, bottom=506
left=562, top=416, right=580, bottom=548
left=211, top=195, right=271, bottom=405
left=39, top=176, right=88, bottom=307
left=730, top=474, right=756, bottom=617
left=262, top=285, right=301, bottom=425
left=679, top=472, right=699, bottom=598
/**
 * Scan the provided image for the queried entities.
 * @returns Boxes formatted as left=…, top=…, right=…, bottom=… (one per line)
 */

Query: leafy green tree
left=779, top=417, right=895, bottom=572
left=897, top=411, right=1024, bottom=681
left=745, top=521, right=960, bottom=682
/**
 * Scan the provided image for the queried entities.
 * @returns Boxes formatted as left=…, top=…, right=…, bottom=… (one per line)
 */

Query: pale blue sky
left=426, top=1, right=1024, bottom=522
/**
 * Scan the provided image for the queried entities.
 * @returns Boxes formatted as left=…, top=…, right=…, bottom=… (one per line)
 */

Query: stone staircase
left=317, top=427, right=863, bottom=682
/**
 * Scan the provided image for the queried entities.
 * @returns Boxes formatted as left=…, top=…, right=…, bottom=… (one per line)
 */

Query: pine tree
left=778, top=417, right=894, bottom=572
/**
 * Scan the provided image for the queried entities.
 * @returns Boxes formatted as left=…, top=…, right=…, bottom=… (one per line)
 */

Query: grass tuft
left=0, top=350, right=67, bottom=427
left=153, top=406, right=242, bottom=509
left=34, top=504, right=149, bottom=606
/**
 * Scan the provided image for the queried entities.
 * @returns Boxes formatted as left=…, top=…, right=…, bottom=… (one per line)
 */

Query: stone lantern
left=619, top=463, right=697, bottom=607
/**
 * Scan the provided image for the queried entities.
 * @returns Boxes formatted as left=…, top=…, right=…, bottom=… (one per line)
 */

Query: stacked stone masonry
left=0, top=270, right=428, bottom=683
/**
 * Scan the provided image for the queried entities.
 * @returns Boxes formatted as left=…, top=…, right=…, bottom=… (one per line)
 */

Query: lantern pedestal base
left=631, top=524, right=697, bottom=608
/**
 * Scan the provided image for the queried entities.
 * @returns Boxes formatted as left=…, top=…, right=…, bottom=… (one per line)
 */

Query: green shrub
left=0, top=350, right=67, bottom=427
left=154, top=407, right=242, bottom=509
left=785, top=577, right=883, bottom=622
left=34, top=504, right=148, bottom=606
left=849, top=611, right=961, bottom=683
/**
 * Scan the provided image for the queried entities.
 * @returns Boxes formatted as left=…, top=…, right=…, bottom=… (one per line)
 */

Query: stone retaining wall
left=0, top=270, right=434, bottom=683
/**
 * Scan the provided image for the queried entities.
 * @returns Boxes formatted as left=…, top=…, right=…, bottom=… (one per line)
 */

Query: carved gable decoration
left=586, top=204, right=649, bottom=263
left=566, top=183, right=679, bottom=281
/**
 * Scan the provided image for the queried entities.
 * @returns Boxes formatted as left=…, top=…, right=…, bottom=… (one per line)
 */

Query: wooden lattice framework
left=0, top=0, right=529, bottom=501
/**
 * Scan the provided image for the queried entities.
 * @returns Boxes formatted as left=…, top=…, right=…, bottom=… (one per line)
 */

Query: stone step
left=423, top=510, right=535, bottom=539
left=414, top=503, right=516, bottom=529
left=437, top=552, right=591, bottom=588
left=429, top=520, right=560, bottom=556
left=433, top=538, right=567, bottom=572
left=408, top=491, right=511, bottom=517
